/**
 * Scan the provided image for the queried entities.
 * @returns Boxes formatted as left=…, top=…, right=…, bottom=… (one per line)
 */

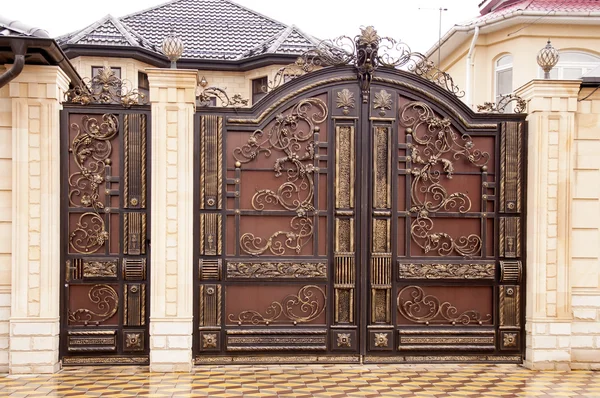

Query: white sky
left=2, top=0, right=479, bottom=54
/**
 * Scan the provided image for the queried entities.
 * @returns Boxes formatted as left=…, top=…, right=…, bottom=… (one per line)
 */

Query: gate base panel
left=62, top=356, right=149, bottom=366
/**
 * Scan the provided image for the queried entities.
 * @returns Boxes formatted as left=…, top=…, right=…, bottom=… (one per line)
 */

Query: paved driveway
left=1, top=364, right=599, bottom=397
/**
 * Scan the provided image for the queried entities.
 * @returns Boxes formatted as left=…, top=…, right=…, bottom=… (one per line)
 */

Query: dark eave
left=0, top=36, right=83, bottom=87
left=61, top=44, right=300, bottom=71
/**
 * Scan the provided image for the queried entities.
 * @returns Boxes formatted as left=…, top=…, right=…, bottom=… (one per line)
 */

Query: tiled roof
left=59, top=0, right=317, bottom=61
left=0, top=15, right=49, bottom=38
left=239, top=25, right=320, bottom=59
left=58, top=15, right=158, bottom=52
left=462, top=0, right=600, bottom=26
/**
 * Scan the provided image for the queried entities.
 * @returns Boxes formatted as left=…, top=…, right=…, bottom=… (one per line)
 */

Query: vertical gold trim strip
left=123, top=213, right=129, bottom=255
left=123, top=285, right=129, bottom=326
left=500, top=123, right=506, bottom=212
left=124, top=114, right=129, bottom=208
left=199, top=285, right=205, bottom=326
left=217, top=116, right=223, bottom=209
left=200, top=116, right=206, bottom=209
left=141, top=114, right=147, bottom=209
left=199, top=214, right=205, bottom=255
left=141, top=284, right=146, bottom=326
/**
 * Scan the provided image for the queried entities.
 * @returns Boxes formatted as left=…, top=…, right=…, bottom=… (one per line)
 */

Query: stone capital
left=516, top=79, right=580, bottom=113
left=7, top=65, right=70, bottom=102
left=146, top=68, right=197, bottom=104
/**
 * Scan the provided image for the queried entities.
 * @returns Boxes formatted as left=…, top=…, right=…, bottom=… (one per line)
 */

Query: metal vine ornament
left=68, top=114, right=118, bottom=254
left=233, top=98, right=328, bottom=256
left=228, top=285, right=326, bottom=325
left=477, top=93, right=526, bottom=114
left=65, top=67, right=147, bottom=107
left=268, top=26, right=464, bottom=100
left=397, top=286, right=492, bottom=325
left=400, top=101, right=489, bottom=256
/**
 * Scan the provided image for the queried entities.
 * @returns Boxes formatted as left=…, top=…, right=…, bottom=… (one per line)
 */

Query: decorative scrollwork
left=69, top=212, right=109, bottom=254
left=398, top=263, right=495, bottom=280
left=68, top=284, right=118, bottom=324
left=69, top=114, right=118, bottom=210
left=68, top=114, right=116, bottom=255
left=477, top=94, right=526, bottom=114
left=65, top=67, right=146, bottom=107
left=196, top=86, right=249, bottom=107
left=400, top=101, right=489, bottom=257
left=410, top=60, right=465, bottom=98
left=228, top=285, right=326, bottom=325
left=83, top=260, right=117, bottom=278
left=234, top=98, right=327, bottom=256
left=267, top=26, right=463, bottom=100
left=397, top=286, right=491, bottom=325
left=227, top=262, right=327, bottom=279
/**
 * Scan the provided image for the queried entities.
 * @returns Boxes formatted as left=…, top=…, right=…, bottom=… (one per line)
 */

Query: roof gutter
left=0, top=41, right=26, bottom=88
left=425, top=10, right=600, bottom=59
left=465, top=26, right=480, bottom=109
left=0, top=36, right=83, bottom=87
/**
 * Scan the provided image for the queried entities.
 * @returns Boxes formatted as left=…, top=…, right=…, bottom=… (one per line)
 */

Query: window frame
left=251, top=76, right=268, bottom=104
left=494, top=54, right=513, bottom=103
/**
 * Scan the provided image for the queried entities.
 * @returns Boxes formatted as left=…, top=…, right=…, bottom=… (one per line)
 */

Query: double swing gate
left=59, top=29, right=526, bottom=365
left=193, top=66, right=526, bottom=363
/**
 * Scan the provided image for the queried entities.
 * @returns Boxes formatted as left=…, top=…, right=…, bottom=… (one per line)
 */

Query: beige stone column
left=8, top=65, right=69, bottom=374
left=147, top=69, right=196, bottom=372
left=516, top=80, right=580, bottom=370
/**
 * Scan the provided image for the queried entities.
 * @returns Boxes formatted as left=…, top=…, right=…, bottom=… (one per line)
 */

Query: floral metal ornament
left=503, top=332, right=518, bottom=348
left=397, top=286, right=492, bottom=325
left=374, top=333, right=389, bottom=347
left=196, top=85, right=249, bottom=107
left=233, top=98, right=327, bottom=256
left=202, top=333, right=218, bottom=349
left=336, top=89, right=355, bottom=115
left=477, top=94, right=526, bottom=114
left=65, top=67, right=147, bottom=107
left=125, top=333, right=143, bottom=350
left=373, top=89, right=392, bottom=116
left=228, top=285, right=326, bottom=325
left=68, top=114, right=117, bottom=254
left=337, top=333, right=351, bottom=348
left=400, top=101, right=489, bottom=256
left=266, top=26, right=464, bottom=100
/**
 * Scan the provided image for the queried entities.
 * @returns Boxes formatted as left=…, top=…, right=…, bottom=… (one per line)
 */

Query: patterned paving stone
left=0, top=364, right=599, bottom=397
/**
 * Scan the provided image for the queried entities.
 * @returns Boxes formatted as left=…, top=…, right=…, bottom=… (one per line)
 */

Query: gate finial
left=356, top=26, right=380, bottom=103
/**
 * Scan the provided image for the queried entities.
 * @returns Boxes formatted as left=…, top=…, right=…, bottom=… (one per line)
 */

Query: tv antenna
left=418, top=7, right=448, bottom=67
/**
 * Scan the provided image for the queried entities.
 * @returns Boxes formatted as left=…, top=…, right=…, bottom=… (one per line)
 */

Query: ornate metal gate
left=194, top=27, right=526, bottom=364
left=60, top=69, right=150, bottom=365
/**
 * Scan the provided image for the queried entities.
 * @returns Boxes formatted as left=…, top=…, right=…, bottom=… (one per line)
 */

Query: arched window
left=541, top=51, right=600, bottom=79
left=495, top=54, right=513, bottom=104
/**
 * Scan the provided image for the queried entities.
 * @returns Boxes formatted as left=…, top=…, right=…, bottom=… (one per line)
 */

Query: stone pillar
left=8, top=65, right=69, bottom=374
left=516, top=79, right=580, bottom=370
left=147, top=69, right=196, bottom=372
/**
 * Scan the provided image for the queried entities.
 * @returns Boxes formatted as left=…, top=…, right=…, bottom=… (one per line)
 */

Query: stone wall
left=8, top=65, right=69, bottom=374
left=146, top=69, right=197, bottom=372
left=570, top=87, right=600, bottom=369
left=517, top=80, right=600, bottom=370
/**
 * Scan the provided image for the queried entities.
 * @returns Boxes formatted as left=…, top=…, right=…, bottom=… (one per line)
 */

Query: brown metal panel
left=61, top=108, right=150, bottom=365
